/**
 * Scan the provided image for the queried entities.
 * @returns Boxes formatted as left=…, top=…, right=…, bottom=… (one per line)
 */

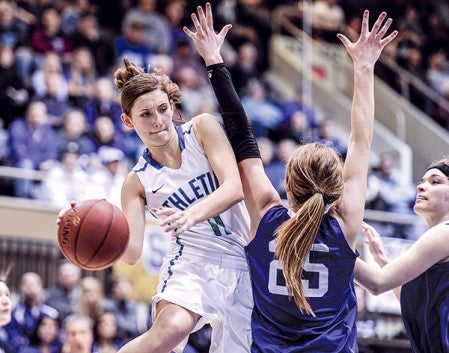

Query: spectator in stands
left=234, top=0, right=272, bottom=70
left=18, top=313, right=62, bottom=353
left=0, top=44, right=30, bottom=128
left=31, top=52, right=69, bottom=101
left=65, top=46, right=97, bottom=108
left=163, top=0, right=189, bottom=54
left=426, top=51, right=449, bottom=95
left=0, top=0, right=32, bottom=83
left=74, top=277, right=106, bottom=323
left=93, top=312, right=124, bottom=353
left=36, top=147, right=92, bottom=208
left=171, top=38, right=208, bottom=87
left=257, top=137, right=287, bottom=199
left=29, top=7, right=73, bottom=66
left=114, top=19, right=154, bottom=70
left=83, top=77, right=122, bottom=133
left=366, top=152, right=416, bottom=216
left=59, top=314, right=96, bottom=353
left=280, top=85, right=320, bottom=134
left=0, top=270, right=11, bottom=327
left=0, top=1, right=29, bottom=49
left=122, top=0, right=171, bottom=54
left=307, top=0, right=345, bottom=43
left=43, top=262, right=81, bottom=323
left=313, top=118, right=347, bottom=158
left=59, top=0, right=95, bottom=37
left=71, top=13, right=115, bottom=77
left=228, top=41, right=260, bottom=95
left=103, top=276, right=141, bottom=343
left=4, top=272, right=59, bottom=351
left=271, top=109, right=313, bottom=145
left=57, top=109, right=95, bottom=159
left=7, top=100, right=59, bottom=198
left=90, top=146, right=128, bottom=208
left=40, top=72, right=72, bottom=128
left=177, top=66, right=217, bottom=118
left=400, top=46, right=429, bottom=112
left=241, top=78, right=283, bottom=138
left=0, top=270, right=13, bottom=353
left=89, top=115, right=126, bottom=152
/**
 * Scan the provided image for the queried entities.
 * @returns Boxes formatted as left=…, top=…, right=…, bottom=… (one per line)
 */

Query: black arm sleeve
left=207, top=63, right=260, bottom=162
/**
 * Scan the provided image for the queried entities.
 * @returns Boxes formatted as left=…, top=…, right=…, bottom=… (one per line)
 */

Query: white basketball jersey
left=132, top=119, right=250, bottom=265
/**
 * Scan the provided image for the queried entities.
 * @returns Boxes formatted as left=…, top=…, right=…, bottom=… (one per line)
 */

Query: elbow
left=120, top=244, right=142, bottom=265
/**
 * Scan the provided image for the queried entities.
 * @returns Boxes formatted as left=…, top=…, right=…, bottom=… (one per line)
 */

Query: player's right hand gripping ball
left=57, top=199, right=130, bottom=271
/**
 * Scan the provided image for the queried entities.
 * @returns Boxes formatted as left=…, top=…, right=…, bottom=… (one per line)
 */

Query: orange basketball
left=57, top=199, right=130, bottom=271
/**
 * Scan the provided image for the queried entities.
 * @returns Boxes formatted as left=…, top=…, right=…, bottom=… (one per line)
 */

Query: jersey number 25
left=268, top=239, right=329, bottom=297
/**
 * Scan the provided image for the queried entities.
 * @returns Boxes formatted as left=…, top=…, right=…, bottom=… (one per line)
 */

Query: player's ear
left=121, top=113, right=134, bottom=128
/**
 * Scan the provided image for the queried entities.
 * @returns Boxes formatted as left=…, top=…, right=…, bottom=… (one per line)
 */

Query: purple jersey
left=246, top=205, right=359, bottom=352
left=401, top=260, right=449, bottom=353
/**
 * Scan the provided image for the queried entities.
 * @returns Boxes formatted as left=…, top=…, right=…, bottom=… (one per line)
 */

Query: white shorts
left=152, top=253, right=253, bottom=353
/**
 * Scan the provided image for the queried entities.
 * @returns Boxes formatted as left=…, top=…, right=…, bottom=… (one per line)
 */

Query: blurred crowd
left=0, top=261, right=216, bottom=353
left=0, top=1, right=440, bottom=227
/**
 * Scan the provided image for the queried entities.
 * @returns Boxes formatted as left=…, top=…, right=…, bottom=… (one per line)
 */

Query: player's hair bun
left=114, top=57, right=145, bottom=91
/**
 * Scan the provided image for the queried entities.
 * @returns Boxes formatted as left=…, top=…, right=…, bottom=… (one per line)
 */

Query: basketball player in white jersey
left=112, top=53, right=252, bottom=352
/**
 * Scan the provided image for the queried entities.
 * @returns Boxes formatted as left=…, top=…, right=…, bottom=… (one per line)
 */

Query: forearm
left=351, top=64, right=375, bottom=147
left=185, top=179, right=243, bottom=224
left=207, top=63, right=260, bottom=162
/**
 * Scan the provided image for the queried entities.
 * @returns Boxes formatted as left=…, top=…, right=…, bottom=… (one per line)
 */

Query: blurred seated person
left=228, top=41, right=260, bottom=95
left=29, top=7, right=73, bottom=65
left=17, top=313, right=62, bottom=353
left=64, top=46, right=97, bottom=108
left=366, top=152, right=416, bottom=215
left=83, top=77, right=122, bottom=133
left=313, top=118, right=347, bottom=158
left=280, top=85, right=320, bottom=134
left=39, top=72, right=72, bottom=128
left=0, top=44, right=30, bottom=128
left=90, top=147, right=129, bottom=208
left=177, top=66, right=217, bottom=118
left=43, top=261, right=81, bottom=323
left=103, top=276, right=142, bottom=343
left=171, top=38, right=208, bottom=86
left=59, top=314, right=95, bottom=353
left=92, top=312, right=124, bottom=353
left=241, top=78, right=284, bottom=138
left=270, top=109, right=314, bottom=145
left=31, top=52, right=68, bottom=102
left=114, top=19, right=154, bottom=69
left=88, top=115, right=126, bottom=153
left=7, top=100, right=58, bottom=198
left=36, top=146, right=92, bottom=208
left=71, top=13, right=115, bottom=77
left=300, top=0, right=345, bottom=43
left=4, top=272, right=59, bottom=352
left=57, top=109, right=95, bottom=160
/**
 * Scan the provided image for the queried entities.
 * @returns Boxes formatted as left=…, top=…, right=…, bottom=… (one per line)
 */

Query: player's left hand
left=152, top=207, right=194, bottom=237
left=361, top=221, right=389, bottom=266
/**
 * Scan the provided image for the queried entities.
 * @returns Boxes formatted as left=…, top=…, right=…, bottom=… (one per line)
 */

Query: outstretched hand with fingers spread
left=361, top=221, right=389, bottom=266
left=183, top=2, right=232, bottom=66
left=337, top=10, right=398, bottom=70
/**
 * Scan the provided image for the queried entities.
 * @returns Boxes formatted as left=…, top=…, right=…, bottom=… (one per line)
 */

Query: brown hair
left=275, top=142, right=344, bottom=315
left=114, top=57, right=184, bottom=123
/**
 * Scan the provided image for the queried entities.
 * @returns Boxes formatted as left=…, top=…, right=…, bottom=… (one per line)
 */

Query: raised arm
left=184, top=3, right=281, bottom=237
left=334, top=11, right=398, bottom=248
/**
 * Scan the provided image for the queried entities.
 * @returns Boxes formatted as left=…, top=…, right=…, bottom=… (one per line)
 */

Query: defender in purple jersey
left=356, top=161, right=449, bottom=353
left=186, top=4, right=397, bottom=352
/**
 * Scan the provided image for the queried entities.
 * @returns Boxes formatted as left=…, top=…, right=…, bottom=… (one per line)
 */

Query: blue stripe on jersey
left=246, top=204, right=359, bottom=352
left=161, top=237, right=184, bottom=292
left=141, top=124, right=186, bottom=170
left=133, top=159, right=149, bottom=173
